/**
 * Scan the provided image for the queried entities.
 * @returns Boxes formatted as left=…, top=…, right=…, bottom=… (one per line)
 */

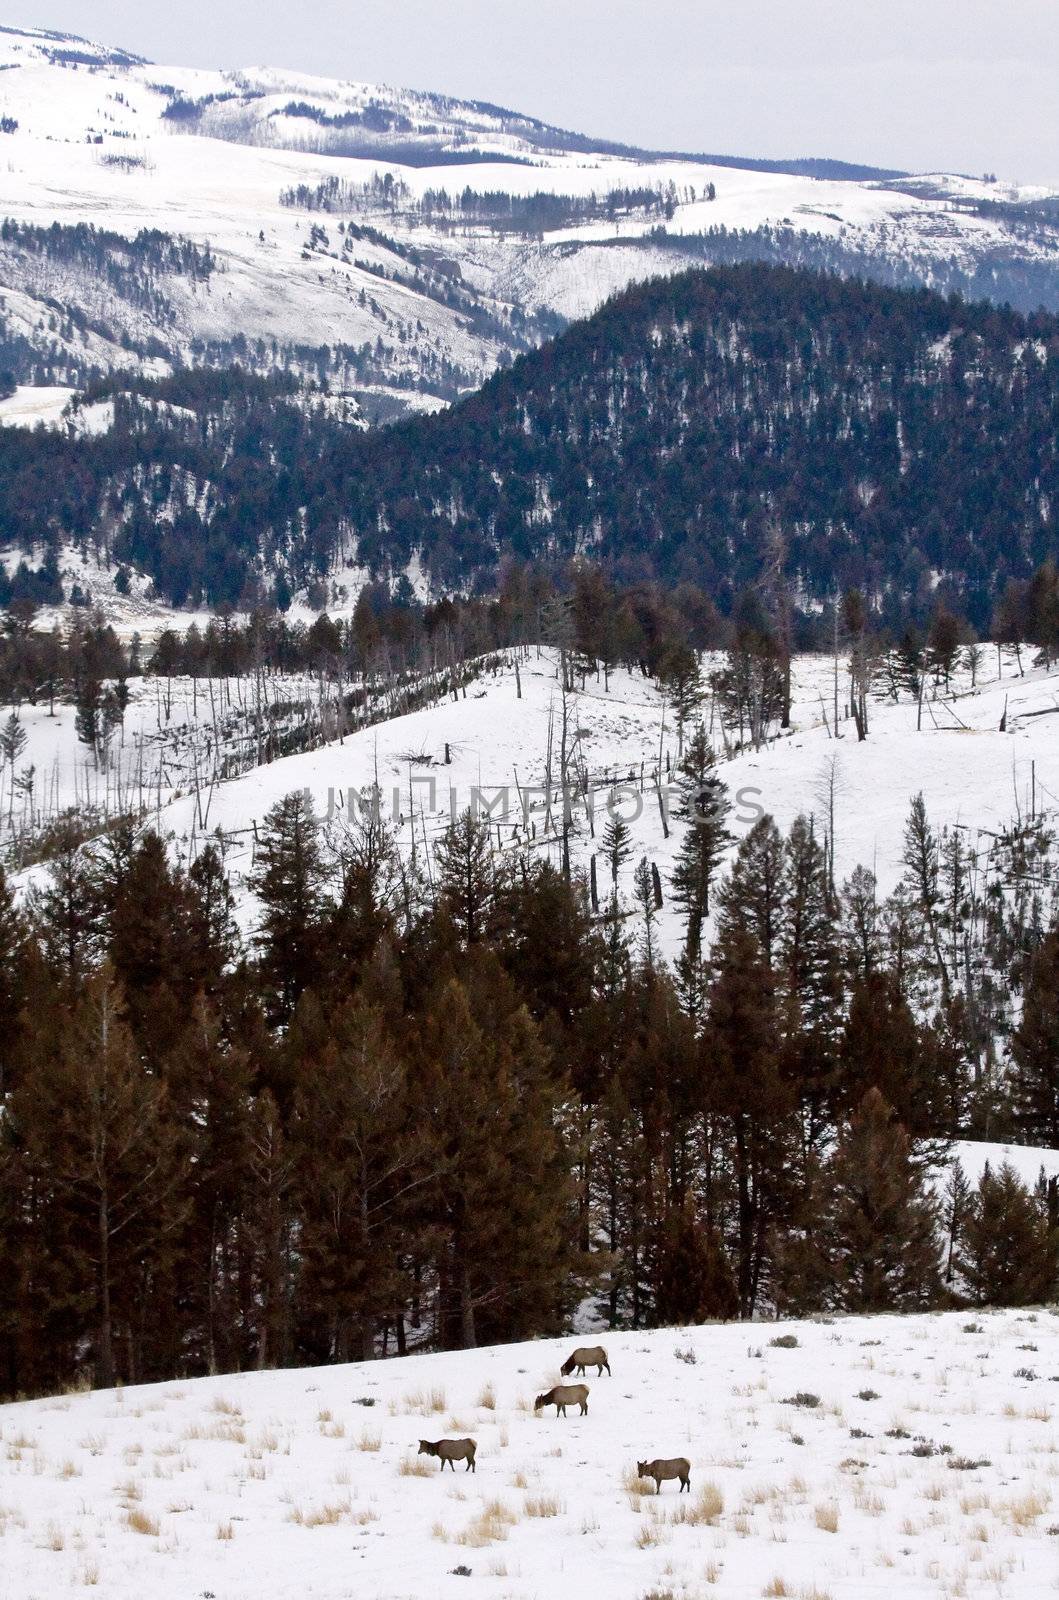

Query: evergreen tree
left=820, top=1089, right=941, bottom=1314
left=650, top=1201, right=738, bottom=1324
left=0, top=865, right=26, bottom=1092
left=704, top=926, right=792, bottom=1317
left=435, top=808, right=499, bottom=946
left=601, top=811, right=633, bottom=887
left=670, top=726, right=730, bottom=962
left=715, top=814, right=786, bottom=970
left=251, top=791, right=328, bottom=1020
left=781, top=815, right=843, bottom=1152
left=1011, top=930, right=1059, bottom=1144
left=959, top=1162, right=1056, bottom=1306
left=412, top=962, right=573, bottom=1348
left=19, top=965, right=187, bottom=1386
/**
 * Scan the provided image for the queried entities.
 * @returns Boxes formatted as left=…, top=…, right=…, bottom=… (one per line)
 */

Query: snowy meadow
left=2, top=1308, right=1058, bottom=1600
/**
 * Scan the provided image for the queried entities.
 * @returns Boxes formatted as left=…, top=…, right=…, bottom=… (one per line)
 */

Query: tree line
left=2, top=753, right=1057, bottom=1399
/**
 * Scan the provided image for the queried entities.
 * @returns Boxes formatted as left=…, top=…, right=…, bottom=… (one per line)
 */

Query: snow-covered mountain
left=3, top=23, right=1059, bottom=415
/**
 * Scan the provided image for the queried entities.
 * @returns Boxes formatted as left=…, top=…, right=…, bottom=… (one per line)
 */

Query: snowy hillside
left=3, top=23, right=1059, bottom=413
left=8, top=644, right=1059, bottom=973
left=1, top=1306, right=1058, bottom=1600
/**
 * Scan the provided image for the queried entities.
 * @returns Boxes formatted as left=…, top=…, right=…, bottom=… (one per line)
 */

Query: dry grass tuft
left=456, top=1498, right=518, bottom=1546
left=762, top=1581, right=792, bottom=1598
left=814, top=1502, right=839, bottom=1534
left=216, top=1520, right=234, bottom=1541
left=125, top=1507, right=160, bottom=1537
left=668, top=1481, right=724, bottom=1526
left=635, top=1519, right=667, bottom=1548
left=477, top=1381, right=496, bottom=1410
left=1004, top=1489, right=1049, bottom=1527
left=398, top=1454, right=434, bottom=1477
left=402, top=1386, right=447, bottom=1416
left=289, top=1498, right=351, bottom=1528
left=853, top=1485, right=885, bottom=1516
left=525, top=1493, right=564, bottom=1517
left=357, top=1428, right=382, bottom=1452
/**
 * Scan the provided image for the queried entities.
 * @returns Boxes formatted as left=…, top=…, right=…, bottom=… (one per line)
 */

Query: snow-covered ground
left=1, top=1306, right=1057, bottom=1599
left=7, top=645, right=1059, bottom=966
left=86, top=646, right=1059, bottom=959
left=1, top=25, right=1057, bottom=411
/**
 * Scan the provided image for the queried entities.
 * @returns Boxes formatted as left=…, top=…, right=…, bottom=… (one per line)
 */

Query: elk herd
left=417, top=1345, right=691, bottom=1494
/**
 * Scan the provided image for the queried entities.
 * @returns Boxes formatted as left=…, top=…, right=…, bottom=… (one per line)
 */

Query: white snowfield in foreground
left=1, top=1308, right=1057, bottom=1599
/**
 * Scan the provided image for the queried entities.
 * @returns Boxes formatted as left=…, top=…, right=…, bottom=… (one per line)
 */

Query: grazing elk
left=534, top=1384, right=589, bottom=1417
left=418, top=1438, right=477, bottom=1473
left=560, top=1345, right=611, bottom=1377
left=637, top=1456, right=691, bottom=1494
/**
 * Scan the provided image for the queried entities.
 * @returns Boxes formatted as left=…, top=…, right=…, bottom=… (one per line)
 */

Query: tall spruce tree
left=670, top=725, right=730, bottom=963
left=820, top=1088, right=941, bottom=1314
left=251, top=791, right=328, bottom=1020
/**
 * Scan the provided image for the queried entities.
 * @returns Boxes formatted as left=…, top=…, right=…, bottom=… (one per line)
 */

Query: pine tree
left=651, top=1201, right=737, bottom=1324
left=601, top=812, right=633, bottom=886
left=246, top=1089, right=295, bottom=1370
left=0, top=865, right=26, bottom=1093
left=822, top=1089, right=942, bottom=1314
left=715, top=811, right=787, bottom=965
left=839, top=972, right=928, bottom=1131
left=1010, top=930, right=1059, bottom=1144
left=781, top=815, right=843, bottom=1152
left=19, top=965, right=187, bottom=1386
left=901, top=792, right=949, bottom=995
left=291, top=993, right=422, bottom=1362
left=959, top=1162, right=1056, bottom=1306
left=840, top=864, right=882, bottom=983
left=29, top=825, right=104, bottom=989
left=251, top=791, right=328, bottom=1020
left=435, top=808, right=498, bottom=945
left=412, top=962, right=573, bottom=1348
left=670, top=726, right=730, bottom=962
left=704, top=926, right=791, bottom=1317
left=163, top=996, right=253, bottom=1376
left=632, top=855, right=662, bottom=967
left=188, top=843, right=240, bottom=994
left=73, top=676, right=103, bottom=756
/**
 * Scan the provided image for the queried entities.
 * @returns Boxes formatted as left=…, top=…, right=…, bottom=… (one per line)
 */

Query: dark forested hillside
left=4, top=263, right=1059, bottom=623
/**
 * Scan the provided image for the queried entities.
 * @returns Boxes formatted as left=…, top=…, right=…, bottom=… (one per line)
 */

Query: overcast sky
left=7, top=0, right=1059, bottom=183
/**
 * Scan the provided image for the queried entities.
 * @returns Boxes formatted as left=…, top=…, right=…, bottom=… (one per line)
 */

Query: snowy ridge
left=1, top=1305, right=1057, bottom=1598
left=2, top=28, right=1059, bottom=413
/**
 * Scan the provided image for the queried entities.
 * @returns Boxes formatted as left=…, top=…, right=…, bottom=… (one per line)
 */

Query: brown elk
left=418, top=1438, right=477, bottom=1472
left=637, top=1456, right=691, bottom=1494
left=560, top=1345, right=611, bottom=1377
left=534, top=1384, right=589, bottom=1417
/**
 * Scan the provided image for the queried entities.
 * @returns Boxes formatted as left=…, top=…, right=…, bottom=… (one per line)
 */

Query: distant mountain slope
left=305, top=264, right=1059, bottom=626
left=2, top=26, right=1059, bottom=414
left=3, top=264, right=1059, bottom=620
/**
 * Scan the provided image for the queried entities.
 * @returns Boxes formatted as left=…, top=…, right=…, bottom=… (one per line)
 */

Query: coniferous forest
left=2, top=664, right=1058, bottom=1398
left=5, top=265, right=1059, bottom=622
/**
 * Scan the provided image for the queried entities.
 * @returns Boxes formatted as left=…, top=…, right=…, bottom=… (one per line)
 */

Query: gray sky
left=7, top=0, right=1059, bottom=182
